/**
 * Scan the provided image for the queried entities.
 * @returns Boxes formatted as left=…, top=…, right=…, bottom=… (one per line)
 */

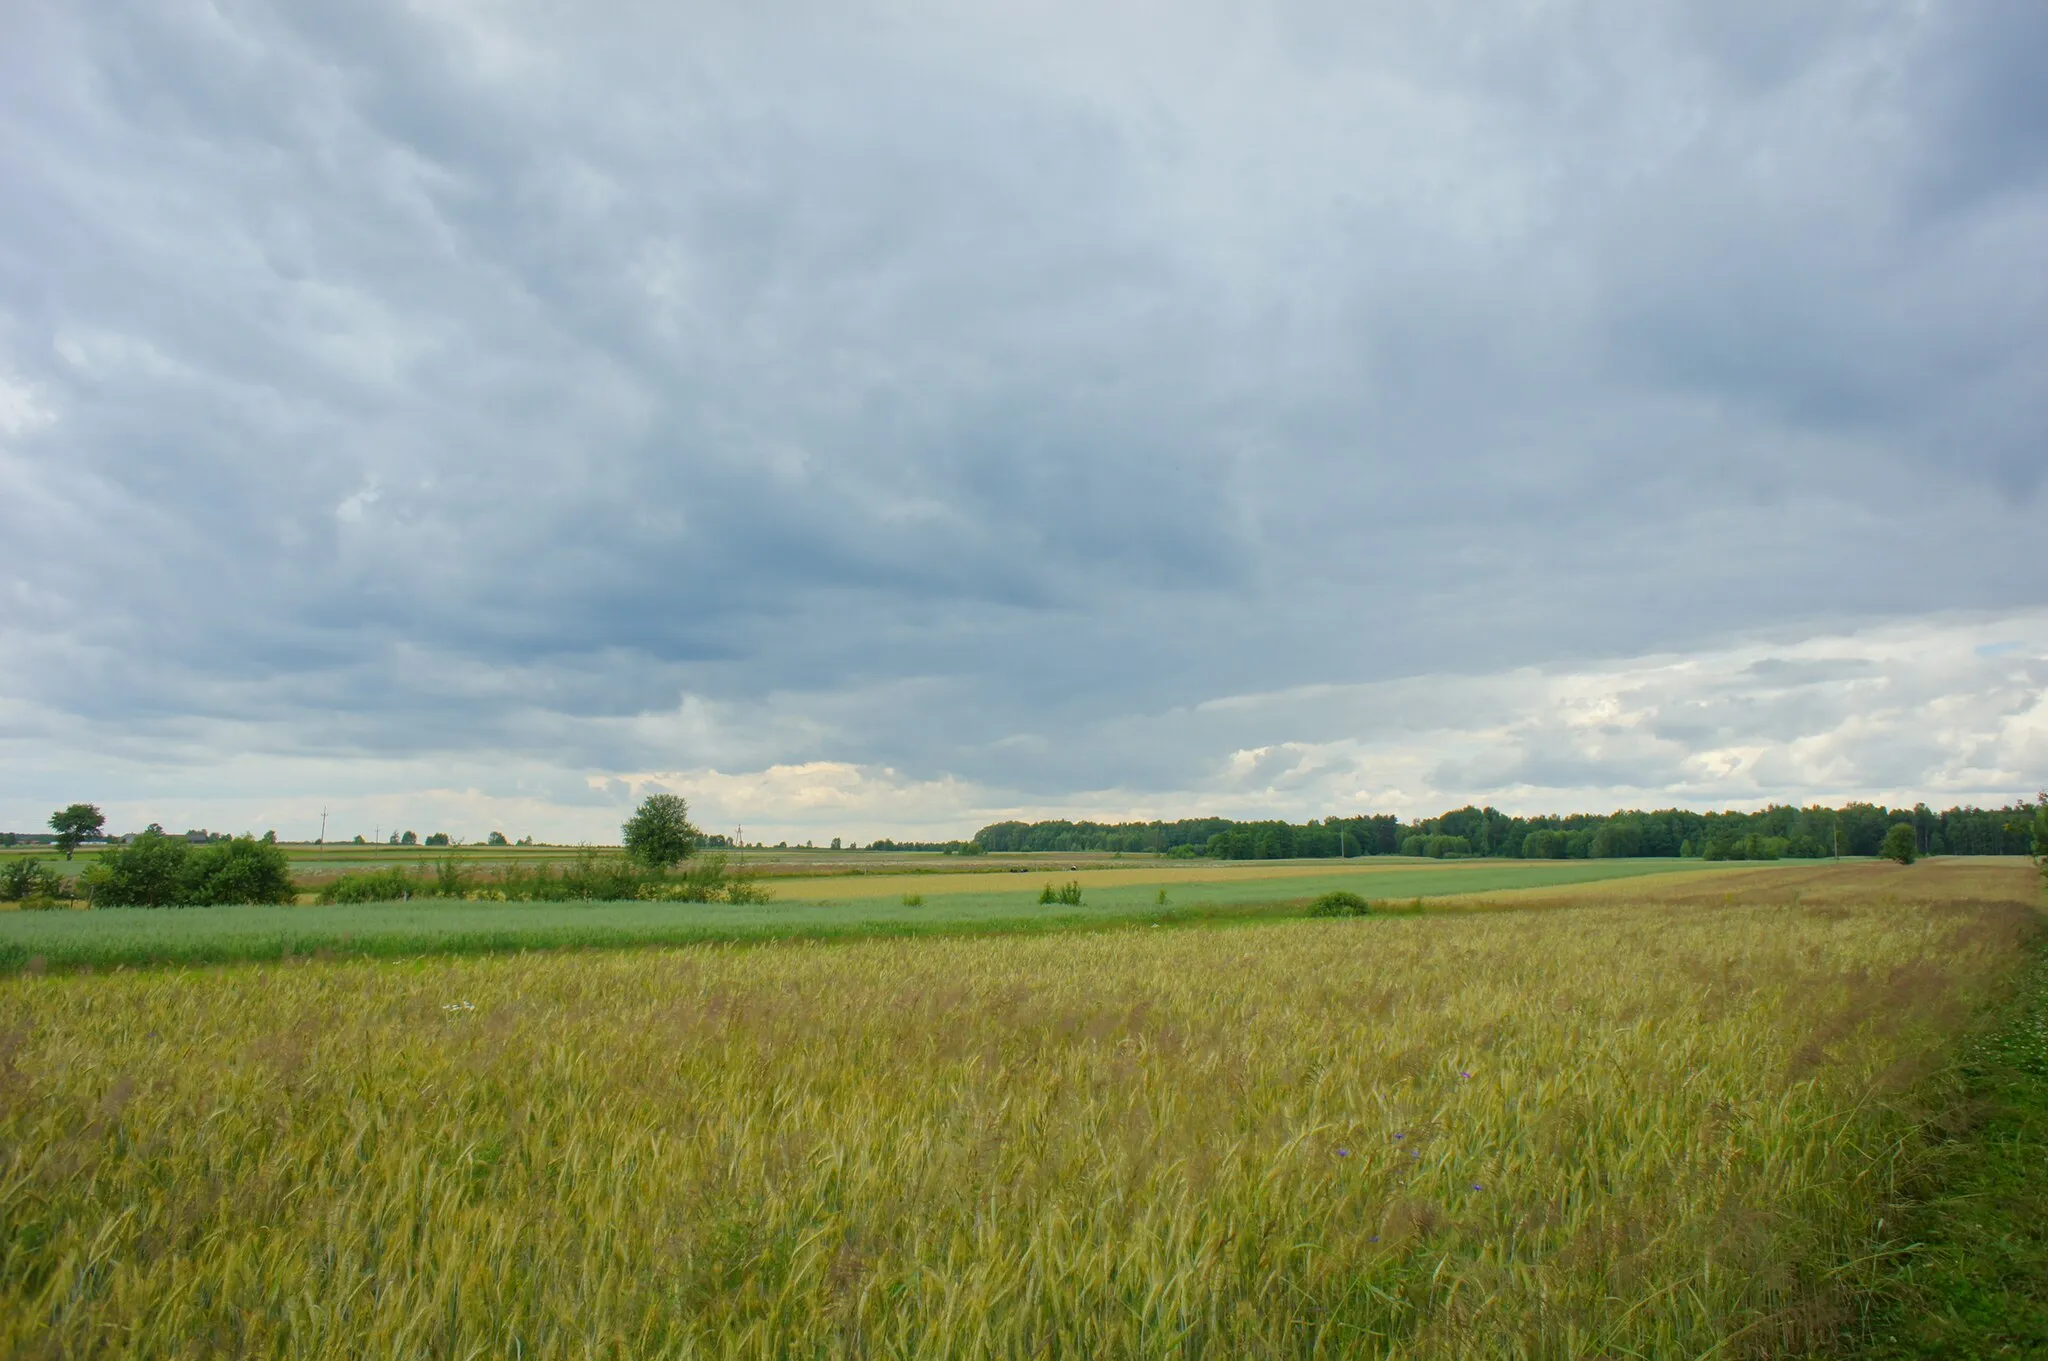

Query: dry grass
left=0, top=863, right=2037, bottom=1357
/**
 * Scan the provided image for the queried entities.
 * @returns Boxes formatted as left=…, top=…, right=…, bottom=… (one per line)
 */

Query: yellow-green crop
left=0, top=861, right=2034, bottom=1356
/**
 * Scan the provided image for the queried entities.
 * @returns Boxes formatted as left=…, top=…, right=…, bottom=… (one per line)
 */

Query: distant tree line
left=973, top=800, right=2043, bottom=862
left=867, top=838, right=986, bottom=854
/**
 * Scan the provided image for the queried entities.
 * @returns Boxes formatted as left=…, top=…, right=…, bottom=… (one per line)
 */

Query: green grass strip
left=0, top=896, right=1316, bottom=973
left=1847, top=934, right=2048, bottom=1358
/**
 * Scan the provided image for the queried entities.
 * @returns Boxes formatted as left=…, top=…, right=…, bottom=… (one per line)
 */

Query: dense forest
left=972, top=800, right=2042, bottom=862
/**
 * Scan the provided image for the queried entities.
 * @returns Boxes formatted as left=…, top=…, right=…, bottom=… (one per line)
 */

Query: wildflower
left=1334, top=1148, right=1351, bottom=1157
left=1471, top=1183, right=1483, bottom=1191
left=443, top=1001, right=474, bottom=1013
left=1460, top=1070, right=1472, bottom=1079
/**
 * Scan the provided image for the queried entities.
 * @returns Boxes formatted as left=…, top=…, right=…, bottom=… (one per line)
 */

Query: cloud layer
left=2, top=2, right=2043, bottom=838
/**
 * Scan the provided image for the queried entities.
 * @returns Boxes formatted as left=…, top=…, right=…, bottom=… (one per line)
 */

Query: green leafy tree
left=424, top=832, right=451, bottom=847
left=623, top=794, right=698, bottom=869
left=83, top=829, right=191, bottom=905
left=2032, top=792, right=2047, bottom=890
left=1879, top=823, right=1918, bottom=866
left=486, top=831, right=509, bottom=847
left=49, top=803, right=105, bottom=859
left=182, top=837, right=296, bottom=904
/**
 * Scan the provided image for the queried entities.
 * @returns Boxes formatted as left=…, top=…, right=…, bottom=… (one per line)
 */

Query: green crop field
left=0, top=859, right=2039, bottom=1355
left=0, top=857, right=1763, bottom=972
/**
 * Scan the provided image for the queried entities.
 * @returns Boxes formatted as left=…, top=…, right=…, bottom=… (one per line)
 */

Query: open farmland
left=0, top=860, right=2038, bottom=1355
left=0, top=857, right=1765, bottom=972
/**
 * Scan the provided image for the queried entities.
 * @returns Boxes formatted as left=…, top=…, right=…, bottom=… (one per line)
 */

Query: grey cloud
left=2, top=1, right=2045, bottom=831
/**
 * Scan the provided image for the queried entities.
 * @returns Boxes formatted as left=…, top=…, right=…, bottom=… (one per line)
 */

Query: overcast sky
left=2, top=1, right=2043, bottom=843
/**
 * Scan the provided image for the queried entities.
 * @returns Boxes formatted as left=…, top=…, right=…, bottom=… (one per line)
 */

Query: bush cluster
left=1, top=857, right=69, bottom=907
left=1305, top=890, right=1373, bottom=918
left=84, top=832, right=296, bottom=907
left=1038, top=880, right=1084, bottom=906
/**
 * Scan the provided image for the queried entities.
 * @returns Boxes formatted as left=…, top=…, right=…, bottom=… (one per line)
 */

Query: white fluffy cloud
left=3, top=611, right=2039, bottom=841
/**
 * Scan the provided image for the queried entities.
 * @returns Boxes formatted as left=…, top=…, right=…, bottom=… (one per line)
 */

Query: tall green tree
left=2032, top=792, right=2047, bottom=891
left=49, top=803, right=105, bottom=859
left=623, top=794, right=698, bottom=869
left=1880, top=823, right=1918, bottom=866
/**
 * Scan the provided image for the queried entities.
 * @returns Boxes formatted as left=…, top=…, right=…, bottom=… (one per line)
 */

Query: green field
left=0, top=860, right=2037, bottom=1355
left=0, top=857, right=1758, bottom=972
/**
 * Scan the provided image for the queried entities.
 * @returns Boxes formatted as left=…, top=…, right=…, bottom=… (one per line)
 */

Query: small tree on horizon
left=623, top=794, right=698, bottom=870
left=49, top=804, right=105, bottom=860
left=1879, top=823, right=1917, bottom=866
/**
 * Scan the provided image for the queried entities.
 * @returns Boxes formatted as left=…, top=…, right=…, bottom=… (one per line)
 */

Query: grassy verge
left=1846, top=932, right=2048, bottom=1358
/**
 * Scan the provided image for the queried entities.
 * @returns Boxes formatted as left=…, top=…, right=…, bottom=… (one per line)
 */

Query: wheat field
left=0, top=861, right=2036, bottom=1357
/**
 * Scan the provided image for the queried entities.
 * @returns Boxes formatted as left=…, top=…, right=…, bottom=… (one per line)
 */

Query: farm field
left=0, top=839, right=1780, bottom=892
left=0, top=857, right=1767, bottom=972
left=0, top=860, right=2038, bottom=1355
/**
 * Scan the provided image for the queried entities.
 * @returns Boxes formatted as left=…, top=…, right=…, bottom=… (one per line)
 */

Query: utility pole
left=735, top=825, right=744, bottom=866
left=318, top=808, right=328, bottom=845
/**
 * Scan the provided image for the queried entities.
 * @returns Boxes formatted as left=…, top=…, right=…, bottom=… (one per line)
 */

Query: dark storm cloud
left=1, top=0, right=2044, bottom=832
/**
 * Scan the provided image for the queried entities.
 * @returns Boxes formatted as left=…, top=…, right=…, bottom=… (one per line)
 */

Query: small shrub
left=1, top=857, right=65, bottom=903
left=667, top=855, right=735, bottom=903
left=433, top=859, right=473, bottom=898
left=320, top=868, right=425, bottom=904
left=902, top=893, right=925, bottom=907
left=1307, top=890, right=1372, bottom=918
left=1039, top=881, right=1083, bottom=906
left=1154, top=888, right=1168, bottom=906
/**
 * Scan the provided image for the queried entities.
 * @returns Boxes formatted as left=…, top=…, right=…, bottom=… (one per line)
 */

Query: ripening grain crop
left=0, top=862, right=2035, bottom=1357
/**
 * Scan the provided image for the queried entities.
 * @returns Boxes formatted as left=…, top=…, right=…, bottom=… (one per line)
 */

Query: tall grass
left=0, top=866, right=2036, bottom=1356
